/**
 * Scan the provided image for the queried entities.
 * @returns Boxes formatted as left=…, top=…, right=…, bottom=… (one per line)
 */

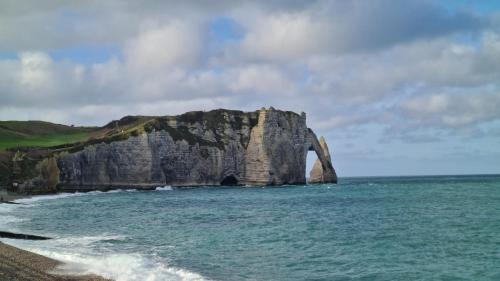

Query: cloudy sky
left=1, top=0, right=500, bottom=176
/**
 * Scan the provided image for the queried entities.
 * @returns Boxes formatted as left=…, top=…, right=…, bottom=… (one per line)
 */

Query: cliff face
left=7, top=108, right=337, bottom=193
left=243, top=109, right=310, bottom=185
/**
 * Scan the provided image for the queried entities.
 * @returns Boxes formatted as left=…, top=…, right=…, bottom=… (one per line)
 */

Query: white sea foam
left=9, top=186, right=175, bottom=205
left=0, top=215, right=26, bottom=229
left=49, top=252, right=208, bottom=281
left=52, top=234, right=127, bottom=247
left=0, top=202, right=16, bottom=212
left=13, top=192, right=102, bottom=204
left=0, top=215, right=25, bottom=224
left=156, top=186, right=173, bottom=191
left=4, top=239, right=208, bottom=281
left=0, top=202, right=25, bottom=231
left=11, top=188, right=149, bottom=204
left=2, top=227, right=207, bottom=281
left=1, top=187, right=207, bottom=280
left=105, top=189, right=123, bottom=193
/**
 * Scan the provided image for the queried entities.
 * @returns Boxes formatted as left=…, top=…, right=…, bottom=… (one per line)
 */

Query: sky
left=1, top=0, right=500, bottom=177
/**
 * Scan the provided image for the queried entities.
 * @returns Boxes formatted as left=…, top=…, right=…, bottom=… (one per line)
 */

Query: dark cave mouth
left=220, top=175, right=239, bottom=186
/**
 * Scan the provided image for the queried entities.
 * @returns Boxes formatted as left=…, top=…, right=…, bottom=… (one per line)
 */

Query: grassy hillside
left=0, top=121, right=95, bottom=151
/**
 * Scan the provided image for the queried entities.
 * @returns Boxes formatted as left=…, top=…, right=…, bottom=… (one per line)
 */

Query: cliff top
left=0, top=108, right=307, bottom=187
left=0, top=107, right=303, bottom=153
left=0, top=121, right=95, bottom=151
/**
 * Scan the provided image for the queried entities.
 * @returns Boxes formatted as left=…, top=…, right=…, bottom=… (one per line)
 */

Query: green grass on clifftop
left=0, top=121, right=94, bottom=151
left=0, top=109, right=263, bottom=152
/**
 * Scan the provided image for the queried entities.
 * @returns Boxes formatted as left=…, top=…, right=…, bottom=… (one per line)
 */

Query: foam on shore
left=13, top=191, right=103, bottom=204
left=3, top=237, right=208, bottom=281
left=1, top=189, right=208, bottom=281
left=43, top=250, right=208, bottom=281
left=155, top=186, right=173, bottom=191
left=12, top=186, right=172, bottom=204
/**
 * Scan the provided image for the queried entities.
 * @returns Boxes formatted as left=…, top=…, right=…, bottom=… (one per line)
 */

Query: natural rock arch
left=307, top=131, right=337, bottom=184
left=11, top=108, right=338, bottom=192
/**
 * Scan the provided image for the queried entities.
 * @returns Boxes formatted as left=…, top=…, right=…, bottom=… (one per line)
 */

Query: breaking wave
left=47, top=251, right=209, bottom=281
left=13, top=191, right=103, bottom=204
left=1, top=189, right=208, bottom=281
left=4, top=239, right=208, bottom=281
left=155, top=186, right=173, bottom=191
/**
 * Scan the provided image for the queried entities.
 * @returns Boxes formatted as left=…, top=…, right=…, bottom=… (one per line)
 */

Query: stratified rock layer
left=9, top=108, right=337, bottom=193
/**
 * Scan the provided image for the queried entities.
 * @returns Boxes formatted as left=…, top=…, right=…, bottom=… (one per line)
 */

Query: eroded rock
left=10, top=108, right=337, bottom=192
left=309, top=136, right=337, bottom=184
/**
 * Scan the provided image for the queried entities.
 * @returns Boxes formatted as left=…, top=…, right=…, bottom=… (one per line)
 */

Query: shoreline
left=0, top=192, right=112, bottom=281
left=0, top=241, right=111, bottom=281
left=0, top=192, right=28, bottom=203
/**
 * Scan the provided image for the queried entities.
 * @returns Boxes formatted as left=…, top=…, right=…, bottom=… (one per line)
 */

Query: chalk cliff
left=5, top=108, right=337, bottom=193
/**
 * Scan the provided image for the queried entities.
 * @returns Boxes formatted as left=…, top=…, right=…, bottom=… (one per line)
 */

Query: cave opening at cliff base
left=221, top=175, right=239, bottom=186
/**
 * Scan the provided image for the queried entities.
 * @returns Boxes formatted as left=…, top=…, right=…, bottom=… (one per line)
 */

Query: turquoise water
left=1, top=175, right=500, bottom=281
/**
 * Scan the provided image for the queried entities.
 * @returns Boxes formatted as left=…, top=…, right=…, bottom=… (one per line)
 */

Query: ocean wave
left=104, top=189, right=123, bottom=193
left=52, top=252, right=208, bottom=281
left=0, top=203, right=26, bottom=231
left=5, top=243, right=208, bottom=281
left=0, top=215, right=26, bottom=224
left=52, top=234, right=127, bottom=247
left=0, top=215, right=27, bottom=229
left=3, top=231, right=208, bottom=281
left=156, top=186, right=173, bottom=191
left=11, top=187, right=169, bottom=204
left=13, top=192, right=104, bottom=204
left=0, top=202, right=17, bottom=212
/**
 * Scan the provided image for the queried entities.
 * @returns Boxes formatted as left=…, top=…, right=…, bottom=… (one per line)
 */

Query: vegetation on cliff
left=0, top=121, right=94, bottom=151
left=0, top=121, right=93, bottom=188
left=0, top=108, right=333, bottom=193
left=0, top=109, right=264, bottom=189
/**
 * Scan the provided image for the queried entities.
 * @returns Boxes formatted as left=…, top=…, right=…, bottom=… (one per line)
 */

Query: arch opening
left=221, top=175, right=239, bottom=186
left=306, top=150, right=318, bottom=184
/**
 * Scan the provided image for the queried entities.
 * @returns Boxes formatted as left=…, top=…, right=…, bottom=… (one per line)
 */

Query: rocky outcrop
left=7, top=108, right=337, bottom=192
left=243, top=109, right=310, bottom=185
left=309, top=136, right=337, bottom=184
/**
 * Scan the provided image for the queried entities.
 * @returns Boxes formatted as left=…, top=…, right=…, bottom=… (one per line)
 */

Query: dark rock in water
left=5, top=108, right=337, bottom=194
left=0, top=201, right=21, bottom=205
left=0, top=231, right=51, bottom=240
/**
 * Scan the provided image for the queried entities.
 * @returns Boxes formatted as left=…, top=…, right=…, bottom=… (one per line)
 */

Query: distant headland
left=0, top=108, right=336, bottom=194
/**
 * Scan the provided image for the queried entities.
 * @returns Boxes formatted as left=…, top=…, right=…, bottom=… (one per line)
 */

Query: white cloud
left=124, top=21, right=203, bottom=74
left=400, top=91, right=500, bottom=128
left=1, top=0, right=500, bottom=176
left=226, top=64, right=296, bottom=95
left=240, top=12, right=329, bottom=61
left=18, top=52, right=54, bottom=88
left=0, top=0, right=498, bottom=143
left=314, top=115, right=374, bottom=130
left=232, top=0, right=483, bottom=62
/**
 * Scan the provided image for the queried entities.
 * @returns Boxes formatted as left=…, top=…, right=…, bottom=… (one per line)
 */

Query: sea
left=1, top=175, right=500, bottom=281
